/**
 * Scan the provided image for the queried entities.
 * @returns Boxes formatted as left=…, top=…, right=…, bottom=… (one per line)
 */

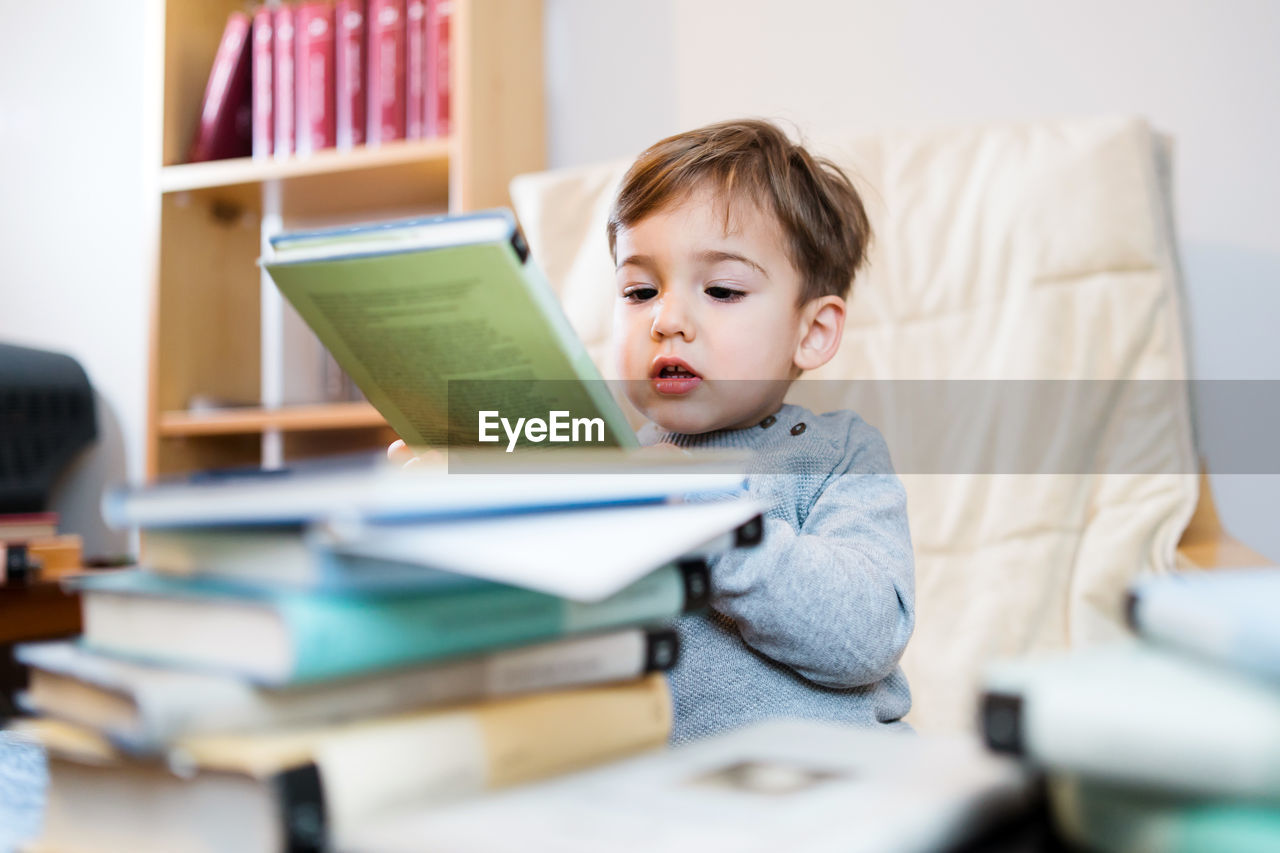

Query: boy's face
left=612, top=186, right=818, bottom=434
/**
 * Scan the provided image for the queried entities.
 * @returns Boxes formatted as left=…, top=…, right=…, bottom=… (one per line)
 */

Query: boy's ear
left=793, top=295, right=846, bottom=372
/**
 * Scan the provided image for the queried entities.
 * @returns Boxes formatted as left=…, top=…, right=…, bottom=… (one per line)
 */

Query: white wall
left=0, top=0, right=151, bottom=559
left=545, top=0, right=1280, bottom=560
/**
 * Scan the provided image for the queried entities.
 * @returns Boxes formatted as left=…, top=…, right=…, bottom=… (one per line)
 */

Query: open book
left=261, top=210, right=636, bottom=449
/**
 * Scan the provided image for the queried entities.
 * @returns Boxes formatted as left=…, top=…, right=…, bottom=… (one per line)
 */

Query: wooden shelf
left=147, top=0, right=545, bottom=477
left=158, top=138, right=453, bottom=216
left=158, top=402, right=386, bottom=436
left=161, top=137, right=450, bottom=193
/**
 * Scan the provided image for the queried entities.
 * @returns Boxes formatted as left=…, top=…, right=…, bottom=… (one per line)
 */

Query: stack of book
left=981, top=567, right=1280, bottom=852
left=190, top=0, right=450, bottom=163
left=11, top=453, right=762, bottom=851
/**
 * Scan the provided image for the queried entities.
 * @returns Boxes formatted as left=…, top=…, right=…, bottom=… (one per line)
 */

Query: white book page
left=335, top=499, right=765, bottom=601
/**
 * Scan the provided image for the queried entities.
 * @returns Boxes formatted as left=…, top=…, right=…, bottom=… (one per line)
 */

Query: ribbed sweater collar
left=641, top=404, right=801, bottom=450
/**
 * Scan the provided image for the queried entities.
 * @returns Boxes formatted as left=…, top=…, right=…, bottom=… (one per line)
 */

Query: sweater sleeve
left=709, top=422, right=916, bottom=689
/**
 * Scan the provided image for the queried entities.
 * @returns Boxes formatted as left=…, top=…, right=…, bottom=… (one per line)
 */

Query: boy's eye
left=706, top=284, right=746, bottom=302
left=622, top=285, right=658, bottom=302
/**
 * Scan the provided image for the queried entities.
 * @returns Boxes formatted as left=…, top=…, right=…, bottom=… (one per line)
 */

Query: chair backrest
left=511, top=116, right=1198, bottom=732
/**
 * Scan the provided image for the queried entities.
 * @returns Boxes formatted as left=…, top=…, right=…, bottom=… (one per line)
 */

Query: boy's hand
left=387, top=439, right=445, bottom=469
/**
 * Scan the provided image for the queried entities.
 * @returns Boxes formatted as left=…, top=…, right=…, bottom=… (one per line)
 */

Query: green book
left=262, top=210, right=637, bottom=449
left=72, top=562, right=707, bottom=686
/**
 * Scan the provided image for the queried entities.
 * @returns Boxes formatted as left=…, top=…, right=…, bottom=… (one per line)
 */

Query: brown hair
left=607, top=118, right=872, bottom=304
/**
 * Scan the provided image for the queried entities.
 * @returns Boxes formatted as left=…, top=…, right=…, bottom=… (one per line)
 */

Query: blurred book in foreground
left=982, top=567, right=1280, bottom=851
left=1127, top=566, right=1280, bottom=681
left=348, top=718, right=1034, bottom=853
left=982, top=642, right=1280, bottom=801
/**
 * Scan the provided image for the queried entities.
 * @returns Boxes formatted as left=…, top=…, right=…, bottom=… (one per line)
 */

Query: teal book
left=1050, top=775, right=1280, bottom=853
left=72, top=562, right=707, bottom=686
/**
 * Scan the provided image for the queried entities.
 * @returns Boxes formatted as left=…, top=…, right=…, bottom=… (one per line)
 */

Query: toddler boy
left=608, top=119, right=915, bottom=742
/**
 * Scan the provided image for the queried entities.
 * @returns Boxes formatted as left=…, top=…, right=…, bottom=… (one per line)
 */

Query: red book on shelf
left=251, top=6, right=274, bottom=159
left=405, top=0, right=427, bottom=139
left=187, top=11, right=253, bottom=163
left=0, top=512, right=58, bottom=542
left=295, top=2, right=336, bottom=156
left=424, top=0, right=450, bottom=138
left=335, top=0, right=367, bottom=149
left=273, top=4, right=297, bottom=160
left=366, top=0, right=406, bottom=145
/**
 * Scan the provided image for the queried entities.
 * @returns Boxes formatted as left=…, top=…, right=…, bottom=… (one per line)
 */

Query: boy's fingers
left=387, top=439, right=414, bottom=465
left=389, top=440, right=447, bottom=470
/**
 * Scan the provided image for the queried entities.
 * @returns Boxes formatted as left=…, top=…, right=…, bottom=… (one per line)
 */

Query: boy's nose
left=650, top=294, right=694, bottom=341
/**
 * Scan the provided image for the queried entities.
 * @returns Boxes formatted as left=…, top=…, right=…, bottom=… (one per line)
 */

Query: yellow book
left=19, top=675, right=671, bottom=852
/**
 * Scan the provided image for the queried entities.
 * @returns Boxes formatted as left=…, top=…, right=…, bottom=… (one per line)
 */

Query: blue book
left=1126, top=567, right=1280, bottom=681
left=71, top=562, right=708, bottom=686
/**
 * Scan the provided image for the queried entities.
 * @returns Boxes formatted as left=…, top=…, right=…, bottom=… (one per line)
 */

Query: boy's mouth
left=650, top=357, right=702, bottom=396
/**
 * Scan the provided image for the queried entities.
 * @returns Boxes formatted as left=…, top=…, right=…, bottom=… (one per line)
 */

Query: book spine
left=271, top=764, right=329, bottom=851
left=316, top=675, right=671, bottom=846
left=273, top=5, right=297, bottom=160
left=251, top=7, right=274, bottom=159
left=404, top=0, right=427, bottom=138
left=187, top=11, right=254, bottom=163
left=295, top=2, right=337, bottom=157
left=496, top=235, right=642, bottom=448
left=668, top=513, right=765, bottom=560
left=424, top=0, right=450, bottom=137
left=334, top=0, right=366, bottom=149
left=366, top=0, right=406, bottom=146
left=285, top=561, right=703, bottom=682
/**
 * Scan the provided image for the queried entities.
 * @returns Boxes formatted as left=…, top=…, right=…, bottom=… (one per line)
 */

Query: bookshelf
left=145, top=0, right=545, bottom=478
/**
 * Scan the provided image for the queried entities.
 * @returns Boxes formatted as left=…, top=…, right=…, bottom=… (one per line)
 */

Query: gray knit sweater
left=641, top=404, right=915, bottom=744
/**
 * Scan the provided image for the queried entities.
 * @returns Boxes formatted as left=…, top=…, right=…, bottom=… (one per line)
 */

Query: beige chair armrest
left=1176, top=469, right=1276, bottom=570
